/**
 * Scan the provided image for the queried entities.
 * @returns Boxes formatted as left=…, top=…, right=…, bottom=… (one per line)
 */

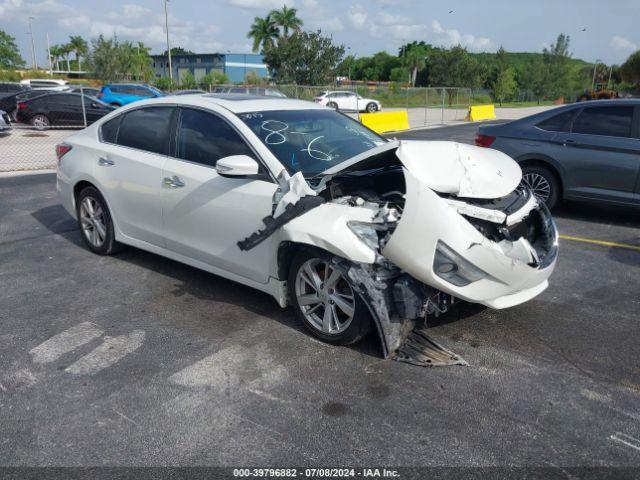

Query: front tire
left=76, top=186, right=122, bottom=255
left=521, top=165, right=560, bottom=209
left=289, top=251, right=371, bottom=345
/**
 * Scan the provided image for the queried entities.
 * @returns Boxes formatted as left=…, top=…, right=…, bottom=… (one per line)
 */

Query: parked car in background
left=20, top=78, right=70, bottom=91
left=314, top=90, right=381, bottom=113
left=476, top=99, right=640, bottom=209
left=212, top=86, right=287, bottom=98
left=171, top=89, right=206, bottom=95
left=70, top=86, right=102, bottom=97
left=98, top=84, right=163, bottom=106
left=0, top=110, right=11, bottom=133
left=0, top=89, right=54, bottom=121
left=16, top=92, right=114, bottom=128
left=0, top=82, right=30, bottom=94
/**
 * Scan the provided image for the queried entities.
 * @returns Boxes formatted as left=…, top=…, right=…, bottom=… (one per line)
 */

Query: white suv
left=20, top=78, right=70, bottom=91
left=314, top=90, right=381, bottom=113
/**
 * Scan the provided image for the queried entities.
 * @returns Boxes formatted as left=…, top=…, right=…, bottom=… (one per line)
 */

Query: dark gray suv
left=476, top=100, right=640, bottom=209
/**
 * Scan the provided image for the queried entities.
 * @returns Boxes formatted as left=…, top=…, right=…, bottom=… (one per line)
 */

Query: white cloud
left=302, top=0, right=317, bottom=8
left=610, top=35, right=637, bottom=52
left=431, top=20, right=494, bottom=52
left=310, top=17, right=344, bottom=32
left=227, top=0, right=293, bottom=8
left=347, top=5, right=367, bottom=30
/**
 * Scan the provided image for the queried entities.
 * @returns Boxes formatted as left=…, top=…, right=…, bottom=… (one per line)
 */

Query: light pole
left=164, top=0, right=173, bottom=83
left=591, top=59, right=601, bottom=91
left=46, top=32, right=52, bottom=73
left=28, top=16, right=37, bottom=70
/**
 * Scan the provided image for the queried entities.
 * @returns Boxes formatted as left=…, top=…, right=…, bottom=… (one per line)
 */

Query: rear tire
left=76, top=186, right=123, bottom=255
left=366, top=102, right=378, bottom=113
left=327, top=101, right=338, bottom=110
left=30, top=114, right=50, bottom=129
left=288, top=251, right=371, bottom=346
left=521, top=165, right=560, bottom=209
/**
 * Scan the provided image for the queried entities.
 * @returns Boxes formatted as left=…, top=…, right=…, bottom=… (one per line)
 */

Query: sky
left=1, top=0, right=638, bottom=67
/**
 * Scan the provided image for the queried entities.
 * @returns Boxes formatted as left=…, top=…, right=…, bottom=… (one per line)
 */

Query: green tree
left=60, top=43, right=72, bottom=71
left=263, top=30, right=344, bottom=85
left=401, top=42, right=430, bottom=86
left=522, top=55, right=549, bottom=104
left=620, top=50, right=640, bottom=86
left=88, top=35, right=120, bottom=81
left=269, top=5, right=303, bottom=37
left=68, top=35, right=88, bottom=71
left=49, top=44, right=64, bottom=71
left=245, top=70, right=266, bottom=85
left=247, top=16, right=279, bottom=53
left=492, top=67, right=517, bottom=105
left=429, top=46, right=486, bottom=104
left=162, top=47, right=195, bottom=56
left=0, top=30, right=25, bottom=68
left=543, top=33, right=572, bottom=99
left=180, top=71, right=197, bottom=89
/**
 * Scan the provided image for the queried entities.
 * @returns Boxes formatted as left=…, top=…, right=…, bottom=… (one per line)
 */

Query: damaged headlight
left=433, top=241, right=487, bottom=287
left=347, top=221, right=381, bottom=251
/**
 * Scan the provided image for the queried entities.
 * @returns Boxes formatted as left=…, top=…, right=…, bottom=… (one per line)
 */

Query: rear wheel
left=30, top=114, right=50, bottom=129
left=327, top=101, right=338, bottom=110
left=521, top=165, right=560, bottom=209
left=76, top=186, right=122, bottom=255
left=366, top=102, right=378, bottom=113
left=289, top=251, right=371, bottom=345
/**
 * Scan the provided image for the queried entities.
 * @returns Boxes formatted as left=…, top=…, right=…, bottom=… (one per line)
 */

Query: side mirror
left=91, top=103, right=100, bottom=108
left=216, top=155, right=259, bottom=177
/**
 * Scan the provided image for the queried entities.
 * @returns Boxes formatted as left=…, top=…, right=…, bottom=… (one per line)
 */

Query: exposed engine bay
left=238, top=140, right=558, bottom=364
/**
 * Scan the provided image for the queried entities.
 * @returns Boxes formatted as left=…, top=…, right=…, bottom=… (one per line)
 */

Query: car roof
left=121, top=93, right=327, bottom=113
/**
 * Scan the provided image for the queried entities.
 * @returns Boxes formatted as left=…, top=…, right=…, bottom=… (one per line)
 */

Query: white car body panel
left=395, top=140, right=522, bottom=199
left=57, top=93, right=558, bottom=356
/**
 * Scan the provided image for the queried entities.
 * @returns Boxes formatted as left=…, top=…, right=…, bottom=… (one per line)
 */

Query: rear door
left=161, top=107, right=278, bottom=283
left=95, top=106, right=176, bottom=246
left=46, top=94, right=84, bottom=126
left=559, top=105, right=639, bottom=204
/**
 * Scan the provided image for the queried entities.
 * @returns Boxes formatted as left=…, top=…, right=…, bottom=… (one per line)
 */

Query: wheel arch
left=516, top=155, right=565, bottom=198
left=72, top=179, right=121, bottom=237
left=277, top=240, right=390, bottom=356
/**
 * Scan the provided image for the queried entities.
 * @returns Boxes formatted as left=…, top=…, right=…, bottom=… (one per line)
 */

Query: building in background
left=149, top=53, right=268, bottom=83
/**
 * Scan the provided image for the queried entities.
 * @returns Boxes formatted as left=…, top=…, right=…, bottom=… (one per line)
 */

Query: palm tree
left=247, top=16, right=279, bottom=53
left=269, top=5, right=303, bottom=37
left=68, top=35, right=88, bottom=72
left=60, top=43, right=72, bottom=72
left=49, top=44, right=63, bottom=71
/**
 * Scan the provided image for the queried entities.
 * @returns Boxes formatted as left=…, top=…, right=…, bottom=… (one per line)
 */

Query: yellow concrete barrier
left=467, top=104, right=496, bottom=122
left=360, top=110, right=410, bottom=134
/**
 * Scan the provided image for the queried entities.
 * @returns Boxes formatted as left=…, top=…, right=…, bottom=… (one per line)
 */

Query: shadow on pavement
left=31, top=203, right=384, bottom=359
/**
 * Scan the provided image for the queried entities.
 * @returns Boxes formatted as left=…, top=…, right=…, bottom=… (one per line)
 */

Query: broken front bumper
left=382, top=169, right=558, bottom=309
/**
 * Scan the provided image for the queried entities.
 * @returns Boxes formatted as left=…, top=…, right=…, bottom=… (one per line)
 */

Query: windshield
left=238, top=109, right=386, bottom=176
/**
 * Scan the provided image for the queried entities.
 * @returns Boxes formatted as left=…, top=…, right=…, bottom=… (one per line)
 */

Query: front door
left=161, top=107, right=278, bottom=284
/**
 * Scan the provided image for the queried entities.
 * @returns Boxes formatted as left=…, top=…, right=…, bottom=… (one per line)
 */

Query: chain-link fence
left=0, top=87, right=105, bottom=172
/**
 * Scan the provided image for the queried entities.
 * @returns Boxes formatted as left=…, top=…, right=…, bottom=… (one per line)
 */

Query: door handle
left=562, top=139, right=576, bottom=146
left=163, top=176, right=185, bottom=188
left=98, top=156, right=114, bottom=166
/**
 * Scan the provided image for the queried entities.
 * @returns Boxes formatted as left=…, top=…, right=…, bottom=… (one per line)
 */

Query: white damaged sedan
left=57, top=94, right=558, bottom=359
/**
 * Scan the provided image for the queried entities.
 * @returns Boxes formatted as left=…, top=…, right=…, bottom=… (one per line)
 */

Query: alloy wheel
left=294, top=258, right=355, bottom=335
left=31, top=115, right=50, bottom=129
left=522, top=172, right=551, bottom=202
left=79, top=196, right=107, bottom=248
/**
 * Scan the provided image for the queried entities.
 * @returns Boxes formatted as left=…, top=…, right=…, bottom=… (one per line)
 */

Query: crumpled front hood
left=395, top=140, right=522, bottom=199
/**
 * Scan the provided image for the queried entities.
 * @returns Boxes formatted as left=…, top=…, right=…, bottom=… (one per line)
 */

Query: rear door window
left=536, top=110, right=575, bottom=132
left=116, top=107, right=174, bottom=154
left=176, top=108, right=254, bottom=167
left=100, top=116, right=120, bottom=143
left=571, top=106, right=634, bottom=138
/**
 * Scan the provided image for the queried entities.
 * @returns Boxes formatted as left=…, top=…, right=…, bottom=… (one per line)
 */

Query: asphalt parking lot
left=1, top=123, right=640, bottom=469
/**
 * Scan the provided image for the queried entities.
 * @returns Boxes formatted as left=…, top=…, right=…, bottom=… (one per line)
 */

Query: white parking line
left=29, top=322, right=104, bottom=364
left=610, top=432, right=640, bottom=453
left=65, top=330, right=145, bottom=375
